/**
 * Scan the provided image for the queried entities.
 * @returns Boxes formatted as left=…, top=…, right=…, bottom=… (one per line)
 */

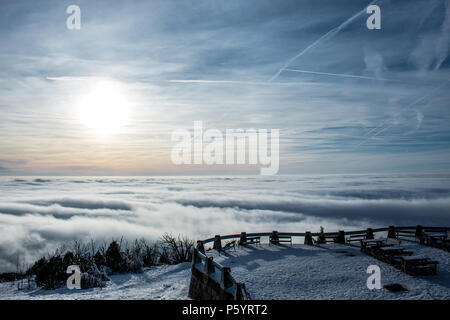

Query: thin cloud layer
left=0, top=0, right=450, bottom=174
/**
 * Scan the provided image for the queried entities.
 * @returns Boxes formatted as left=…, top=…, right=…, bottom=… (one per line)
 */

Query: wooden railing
left=191, top=247, right=250, bottom=300
left=196, top=225, right=450, bottom=247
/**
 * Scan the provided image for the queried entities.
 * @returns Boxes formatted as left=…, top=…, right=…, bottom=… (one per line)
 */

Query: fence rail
left=191, top=247, right=250, bottom=300
left=197, top=225, right=450, bottom=245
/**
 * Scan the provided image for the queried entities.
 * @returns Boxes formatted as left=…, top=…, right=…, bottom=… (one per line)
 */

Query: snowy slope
left=210, top=242, right=450, bottom=300
left=0, top=242, right=449, bottom=300
left=0, top=263, right=191, bottom=300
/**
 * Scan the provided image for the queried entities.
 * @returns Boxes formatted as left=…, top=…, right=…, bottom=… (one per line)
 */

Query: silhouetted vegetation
left=1, top=235, right=195, bottom=290
left=0, top=272, right=27, bottom=283
left=160, top=233, right=195, bottom=263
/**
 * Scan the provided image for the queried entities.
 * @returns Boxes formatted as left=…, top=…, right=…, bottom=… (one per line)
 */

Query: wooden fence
left=190, top=247, right=250, bottom=300
left=196, top=225, right=450, bottom=248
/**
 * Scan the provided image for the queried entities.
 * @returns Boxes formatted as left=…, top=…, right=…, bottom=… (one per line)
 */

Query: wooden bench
left=360, top=239, right=392, bottom=254
left=316, top=235, right=335, bottom=244
left=238, top=232, right=261, bottom=246
left=419, top=230, right=450, bottom=252
left=443, top=236, right=450, bottom=252
left=444, top=242, right=450, bottom=252
left=222, top=240, right=238, bottom=251
left=347, top=229, right=374, bottom=244
left=374, top=247, right=413, bottom=265
left=359, top=239, right=440, bottom=276
left=269, top=234, right=292, bottom=245
left=423, top=232, right=447, bottom=246
left=323, top=237, right=337, bottom=243
left=240, top=236, right=261, bottom=245
left=347, top=234, right=367, bottom=243
left=396, top=230, right=416, bottom=239
left=400, top=256, right=439, bottom=276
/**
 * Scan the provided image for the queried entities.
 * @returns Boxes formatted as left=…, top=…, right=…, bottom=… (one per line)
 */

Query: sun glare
left=78, top=81, right=130, bottom=137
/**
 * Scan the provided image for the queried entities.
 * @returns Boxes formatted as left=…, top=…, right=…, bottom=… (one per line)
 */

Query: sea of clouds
left=0, top=174, right=449, bottom=272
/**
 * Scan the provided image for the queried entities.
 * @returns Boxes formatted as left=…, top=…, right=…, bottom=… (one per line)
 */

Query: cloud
left=415, top=110, right=424, bottom=129
left=435, top=0, right=450, bottom=70
left=175, top=196, right=450, bottom=226
left=25, top=198, right=133, bottom=211
left=0, top=175, right=449, bottom=271
left=409, top=0, right=450, bottom=71
left=363, top=50, right=385, bottom=79
left=1, top=1, right=450, bottom=175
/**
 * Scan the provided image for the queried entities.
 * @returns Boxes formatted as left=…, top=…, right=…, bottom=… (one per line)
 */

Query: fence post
left=415, top=225, right=424, bottom=243
left=304, top=231, right=313, bottom=245
left=366, top=228, right=374, bottom=240
left=388, top=225, right=396, bottom=239
left=335, top=230, right=345, bottom=244
left=239, top=232, right=247, bottom=245
left=191, top=248, right=200, bottom=270
left=220, top=267, right=232, bottom=289
left=204, top=256, right=215, bottom=275
left=270, top=230, right=279, bottom=245
left=213, top=235, right=222, bottom=251
left=197, top=240, right=205, bottom=254
left=234, top=282, right=243, bottom=300
left=317, top=227, right=326, bottom=244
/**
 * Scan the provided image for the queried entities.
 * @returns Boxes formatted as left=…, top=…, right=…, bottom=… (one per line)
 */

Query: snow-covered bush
left=23, top=234, right=194, bottom=290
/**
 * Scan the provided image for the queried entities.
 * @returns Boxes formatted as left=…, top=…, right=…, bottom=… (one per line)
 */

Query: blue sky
left=0, top=0, right=450, bottom=175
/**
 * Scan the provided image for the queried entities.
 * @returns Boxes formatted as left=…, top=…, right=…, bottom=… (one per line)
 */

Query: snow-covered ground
left=0, top=263, right=191, bottom=300
left=211, top=242, right=450, bottom=300
left=0, top=242, right=449, bottom=300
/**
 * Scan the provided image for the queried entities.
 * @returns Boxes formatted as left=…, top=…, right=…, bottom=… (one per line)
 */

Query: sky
left=1, top=0, right=450, bottom=175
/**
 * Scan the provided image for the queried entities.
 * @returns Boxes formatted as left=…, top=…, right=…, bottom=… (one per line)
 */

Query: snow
left=208, top=242, right=450, bottom=300
left=0, top=263, right=191, bottom=300
left=0, top=242, right=449, bottom=300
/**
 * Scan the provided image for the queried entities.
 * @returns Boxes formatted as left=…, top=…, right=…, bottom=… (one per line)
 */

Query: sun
left=78, top=81, right=130, bottom=137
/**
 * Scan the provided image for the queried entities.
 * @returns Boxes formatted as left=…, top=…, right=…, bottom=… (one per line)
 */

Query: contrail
left=354, top=79, right=450, bottom=148
left=284, top=68, right=398, bottom=82
left=269, top=0, right=379, bottom=82
left=167, top=79, right=268, bottom=85
left=46, top=76, right=96, bottom=81
left=166, top=79, right=319, bottom=86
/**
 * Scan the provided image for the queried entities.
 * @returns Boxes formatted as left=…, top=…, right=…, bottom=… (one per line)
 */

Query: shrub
left=159, top=233, right=194, bottom=264
left=25, top=234, right=194, bottom=290
left=31, top=255, right=66, bottom=289
left=0, top=272, right=26, bottom=283
left=94, top=250, right=106, bottom=267
left=105, top=241, right=125, bottom=273
left=141, top=241, right=159, bottom=267
left=63, top=251, right=75, bottom=269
